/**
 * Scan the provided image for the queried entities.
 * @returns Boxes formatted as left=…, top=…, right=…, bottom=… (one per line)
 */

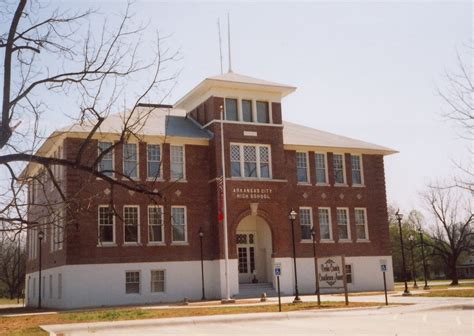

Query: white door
left=236, top=232, right=256, bottom=283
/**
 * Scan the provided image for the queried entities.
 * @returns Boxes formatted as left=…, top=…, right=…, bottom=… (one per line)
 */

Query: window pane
left=337, top=209, right=349, bottom=240
left=351, top=155, right=362, bottom=185
left=225, top=98, right=238, bottom=121
left=296, top=152, right=308, bottom=182
left=99, top=207, right=114, bottom=243
left=256, top=101, right=269, bottom=123
left=151, top=270, right=165, bottom=292
left=318, top=209, right=331, bottom=240
left=243, top=146, right=257, bottom=177
left=170, top=146, right=184, bottom=180
left=147, top=145, right=161, bottom=179
left=124, top=207, right=138, bottom=243
left=98, top=142, right=113, bottom=177
left=125, top=271, right=140, bottom=294
left=123, top=144, right=138, bottom=178
left=315, top=153, right=327, bottom=183
left=171, top=207, right=186, bottom=242
left=242, top=100, right=253, bottom=122
left=333, top=154, right=345, bottom=184
left=148, top=207, right=163, bottom=242
left=259, top=147, right=270, bottom=178
left=230, top=145, right=241, bottom=177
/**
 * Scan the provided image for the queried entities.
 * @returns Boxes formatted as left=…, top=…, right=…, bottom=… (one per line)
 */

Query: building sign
left=232, top=187, right=273, bottom=200
left=318, top=256, right=345, bottom=288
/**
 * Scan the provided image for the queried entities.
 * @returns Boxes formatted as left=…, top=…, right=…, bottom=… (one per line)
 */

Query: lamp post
left=37, top=230, right=45, bottom=309
left=408, top=235, right=418, bottom=289
left=288, top=209, right=301, bottom=303
left=395, top=210, right=410, bottom=296
left=310, top=227, right=321, bottom=305
left=198, top=227, right=205, bottom=300
left=417, top=227, right=430, bottom=290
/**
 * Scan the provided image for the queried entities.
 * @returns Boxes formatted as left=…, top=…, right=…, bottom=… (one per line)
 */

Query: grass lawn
left=0, top=301, right=383, bottom=336
left=394, top=282, right=474, bottom=290
left=412, top=288, right=474, bottom=298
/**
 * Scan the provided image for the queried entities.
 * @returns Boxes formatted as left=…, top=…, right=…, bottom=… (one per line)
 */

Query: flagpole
left=220, top=107, right=231, bottom=301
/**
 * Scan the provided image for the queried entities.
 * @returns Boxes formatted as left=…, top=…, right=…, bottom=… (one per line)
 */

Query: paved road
left=42, top=297, right=474, bottom=336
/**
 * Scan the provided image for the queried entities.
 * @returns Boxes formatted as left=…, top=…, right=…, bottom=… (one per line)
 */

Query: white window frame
left=123, top=205, right=140, bottom=245
left=229, top=143, right=272, bottom=179
left=333, top=153, right=347, bottom=185
left=354, top=207, right=369, bottom=241
left=345, top=264, right=353, bottom=284
left=256, top=100, right=272, bottom=124
left=224, top=97, right=240, bottom=121
left=296, top=152, right=310, bottom=184
left=49, top=274, right=53, bottom=299
left=318, top=207, right=333, bottom=242
left=98, top=205, right=116, bottom=246
left=171, top=206, right=187, bottom=244
left=147, top=144, right=162, bottom=181
left=150, top=269, right=166, bottom=293
left=221, top=97, right=273, bottom=124
left=350, top=154, right=365, bottom=186
left=57, top=273, right=62, bottom=300
left=123, top=143, right=139, bottom=180
left=170, top=145, right=186, bottom=181
left=336, top=207, right=351, bottom=242
left=299, top=207, right=313, bottom=242
left=125, top=270, right=141, bottom=295
left=315, top=152, right=329, bottom=185
left=97, top=141, right=115, bottom=178
left=148, top=205, right=164, bottom=245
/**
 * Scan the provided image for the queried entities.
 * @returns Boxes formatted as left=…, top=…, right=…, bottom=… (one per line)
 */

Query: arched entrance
left=235, top=215, right=272, bottom=284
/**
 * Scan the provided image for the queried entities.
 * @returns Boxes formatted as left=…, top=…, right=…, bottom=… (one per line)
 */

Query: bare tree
left=422, top=183, right=473, bottom=285
left=0, top=234, right=26, bottom=300
left=439, top=44, right=473, bottom=192
left=0, top=0, right=180, bottom=236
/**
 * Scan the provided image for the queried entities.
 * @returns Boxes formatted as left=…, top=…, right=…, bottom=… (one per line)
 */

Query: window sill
left=297, top=182, right=312, bottom=186
left=125, top=293, right=141, bottom=296
left=121, top=177, right=140, bottom=182
left=319, top=240, right=335, bottom=243
left=171, top=242, right=189, bottom=246
left=352, top=184, right=365, bottom=188
left=337, top=239, right=353, bottom=243
left=230, top=177, right=272, bottom=181
left=315, top=183, right=330, bottom=187
left=123, top=242, right=141, bottom=247
left=300, top=239, right=314, bottom=244
left=97, top=243, right=117, bottom=247
left=96, top=176, right=116, bottom=181
left=334, top=183, right=349, bottom=187
left=356, top=239, right=370, bottom=243
left=146, top=178, right=164, bottom=182
left=170, top=179, right=188, bottom=183
left=147, top=242, right=166, bottom=246
left=150, top=291, right=166, bottom=295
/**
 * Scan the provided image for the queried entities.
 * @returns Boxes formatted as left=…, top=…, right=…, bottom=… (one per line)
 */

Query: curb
left=40, top=304, right=393, bottom=335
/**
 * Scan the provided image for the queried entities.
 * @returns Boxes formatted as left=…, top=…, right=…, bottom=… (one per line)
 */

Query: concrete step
left=235, top=283, right=279, bottom=299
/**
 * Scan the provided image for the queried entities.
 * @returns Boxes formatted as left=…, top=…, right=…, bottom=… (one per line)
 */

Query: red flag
left=217, top=176, right=224, bottom=222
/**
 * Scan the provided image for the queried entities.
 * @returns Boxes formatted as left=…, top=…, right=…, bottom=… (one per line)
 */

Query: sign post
left=380, top=260, right=388, bottom=306
left=274, top=263, right=282, bottom=312
left=341, top=256, right=349, bottom=306
left=317, top=256, right=349, bottom=306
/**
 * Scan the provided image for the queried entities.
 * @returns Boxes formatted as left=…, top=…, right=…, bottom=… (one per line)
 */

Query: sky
left=7, top=1, right=473, bottom=213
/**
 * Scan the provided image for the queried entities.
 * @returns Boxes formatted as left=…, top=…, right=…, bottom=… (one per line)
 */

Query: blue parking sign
left=274, top=263, right=282, bottom=276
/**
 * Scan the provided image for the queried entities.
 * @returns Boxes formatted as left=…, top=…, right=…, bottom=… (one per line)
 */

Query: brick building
left=24, top=72, right=396, bottom=309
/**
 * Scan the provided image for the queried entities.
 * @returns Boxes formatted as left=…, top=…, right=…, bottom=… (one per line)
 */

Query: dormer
left=175, top=72, right=296, bottom=126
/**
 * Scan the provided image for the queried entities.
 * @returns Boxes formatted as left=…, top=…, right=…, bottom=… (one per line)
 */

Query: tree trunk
left=449, top=260, right=459, bottom=286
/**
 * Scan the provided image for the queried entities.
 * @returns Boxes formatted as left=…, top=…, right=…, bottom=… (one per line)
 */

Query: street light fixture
left=395, top=210, right=410, bottom=296
left=310, top=227, right=321, bottom=305
left=37, top=230, right=45, bottom=309
left=417, top=227, right=430, bottom=290
left=288, top=209, right=302, bottom=303
left=198, top=227, right=205, bottom=300
left=408, top=234, right=418, bottom=289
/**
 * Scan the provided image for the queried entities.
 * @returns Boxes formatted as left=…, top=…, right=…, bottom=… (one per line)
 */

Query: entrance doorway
left=235, top=215, right=272, bottom=284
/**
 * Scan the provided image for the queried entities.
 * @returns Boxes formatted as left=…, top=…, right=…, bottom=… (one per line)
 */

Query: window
left=98, top=206, right=114, bottom=244
left=123, top=143, right=138, bottom=179
left=125, top=271, right=140, bottom=294
left=355, top=208, right=369, bottom=240
left=296, top=152, right=309, bottom=183
left=345, top=264, right=353, bottom=284
left=151, top=270, right=165, bottom=292
left=98, top=142, right=114, bottom=177
left=230, top=144, right=271, bottom=179
left=170, top=145, right=185, bottom=180
left=124, top=206, right=139, bottom=243
left=171, top=206, right=186, bottom=243
left=318, top=208, right=332, bottom=240
left=225, top=98, right=238, bottom=121
left=336, top=208, right=350, bottom=240
left=51, top=209, right=64, bottom=252
left=148, top=206, right=164, bottom=243
left=351, top=155, right=363, bottom=185
left=147, top=144, right=161, bottom=180
left=256, top=101, right=269, bottom=123
left=242, top=99, right=253, bottom=122
left=33, top=277, right=36, bottom=298
left=57, top=273, right=62, bottom=299
left=315, top=153, right=328, bottom=184
left=299, top=208, right=313, bottom=240
left=49, top=274, right=53, bottom=299
left=333, top=154, right=346, bottom=184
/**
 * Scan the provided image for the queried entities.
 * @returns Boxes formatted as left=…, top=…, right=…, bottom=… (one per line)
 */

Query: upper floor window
left=170, top=145, right=185, bottom=180
left=51, top=209, right=64, bottom=252
left=355, top=208, right=368, bottom=240
left=225, top=98, right=238, bottom=121
left=333, top=154, right=346, bottom=184
left=230, top=144, right=271, bottom=179
left=98, top=142, right=114, bottom=177
left=299, top=207, right=313, bottom=241
left=98, top=206, right=115, bottom=244
left=315, top=153, right=328, bottom=184
left=256, top=101, right=269, bottom=123
left=296, top=152, right=309, bottom=183
left=351, top=154, right=363, bottom=185
left=336, top=208, right=350, bottom=240
left=242, top=99, right=253, bottom=122
left=148, top=206, right=164, bottom=243
left=147, top=144, right=161, bottom=180
left=171, top=206, right=187, bottom=243
left=318, top=208, right=332, bottom=241
left=123, top=143, right=138, bottom=179
left=124, top=206, right=139, bottom=243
